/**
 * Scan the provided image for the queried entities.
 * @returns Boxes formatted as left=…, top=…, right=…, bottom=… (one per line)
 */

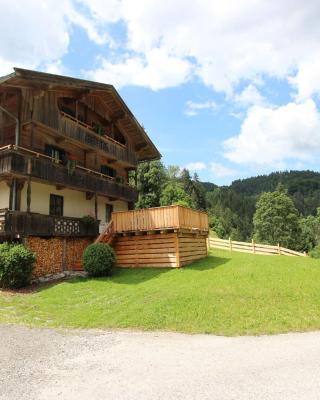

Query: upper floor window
left=45, top=144, right=65, bottom=163
left=101, top=165, right=116, bottom=178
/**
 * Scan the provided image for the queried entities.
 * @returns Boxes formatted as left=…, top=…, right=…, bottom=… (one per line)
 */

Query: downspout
left=0, top=104, right=20, bottom=211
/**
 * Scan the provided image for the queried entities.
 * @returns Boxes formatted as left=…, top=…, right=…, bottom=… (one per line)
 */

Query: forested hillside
left=230, top=171, right=320, bottom=216
left=133, top=162, right=320, bottom=252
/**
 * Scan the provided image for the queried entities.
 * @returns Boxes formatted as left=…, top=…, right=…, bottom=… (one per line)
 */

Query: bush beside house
left=0, top=243, right=35, bottom=289
left=83, top=243, right=115, bottom=277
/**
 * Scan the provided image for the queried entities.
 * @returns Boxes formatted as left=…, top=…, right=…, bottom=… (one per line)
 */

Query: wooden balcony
left=0, top=146, right=138, bottom=203
left=112, top=205, right=209, bottom=233
left=58, top=114, right=138, bottom=166
left=25, top=113, right=138, bottom=167
left=0, top=209, right=99, bottom=238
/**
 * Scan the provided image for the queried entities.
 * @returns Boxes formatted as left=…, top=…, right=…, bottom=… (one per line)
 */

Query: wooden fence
left=209, top=237, right=307, bottom=257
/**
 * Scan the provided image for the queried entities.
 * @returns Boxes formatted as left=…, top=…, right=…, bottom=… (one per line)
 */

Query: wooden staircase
left=95, top=220, right=115, bottom=245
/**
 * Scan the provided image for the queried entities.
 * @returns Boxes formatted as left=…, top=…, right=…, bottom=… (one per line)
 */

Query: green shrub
left=0, top=243, right=35, bottom=289
left=309, top=244, right=320, bottom=259
left=83, top=243, right=115, bottom=277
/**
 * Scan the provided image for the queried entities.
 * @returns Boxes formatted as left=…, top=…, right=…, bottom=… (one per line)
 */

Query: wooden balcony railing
left=0, top=209, right=99, bottom=237
left=0, top=146, right=138, bottom=203
left=112, top=205, right=209, bottom=233
left=58, top=114, right=138, bottom=166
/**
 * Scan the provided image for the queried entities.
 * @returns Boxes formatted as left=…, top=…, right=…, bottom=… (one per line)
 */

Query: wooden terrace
left=98, top=206, right=209, bottom=268
left=112, top=205, right=209, bottom=234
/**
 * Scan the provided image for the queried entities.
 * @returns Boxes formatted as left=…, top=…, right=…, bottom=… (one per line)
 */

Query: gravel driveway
left=1, top=325, right=320, bottom=400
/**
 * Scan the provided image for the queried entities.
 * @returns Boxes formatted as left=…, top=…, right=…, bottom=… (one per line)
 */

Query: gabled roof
left=0, top=68, right=161, bottom=161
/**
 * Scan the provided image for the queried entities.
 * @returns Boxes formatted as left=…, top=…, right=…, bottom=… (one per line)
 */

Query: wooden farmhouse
left=0, top=68, right=208, bottom=277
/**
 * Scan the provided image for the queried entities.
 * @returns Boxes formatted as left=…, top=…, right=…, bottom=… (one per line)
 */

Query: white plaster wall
left=0, top=182, right=10, bottom=209
left=20, top=181, right=128, bottom=221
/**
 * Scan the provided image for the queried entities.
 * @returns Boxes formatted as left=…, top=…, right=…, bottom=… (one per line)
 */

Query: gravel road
left=1, top=325, right=320, bottom=400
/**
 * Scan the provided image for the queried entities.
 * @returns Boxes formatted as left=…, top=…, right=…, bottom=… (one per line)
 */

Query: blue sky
left=2, top=0, right=320, bottom=185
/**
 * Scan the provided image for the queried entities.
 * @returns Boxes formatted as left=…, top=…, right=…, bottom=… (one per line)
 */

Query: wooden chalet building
left=0, top=68, right=208, bottom=277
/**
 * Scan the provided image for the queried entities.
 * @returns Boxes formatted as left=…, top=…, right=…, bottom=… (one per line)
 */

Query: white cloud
left=94, top=0, right=320, bottom=96
left=87, top=48, right=192, bottom=90
left=210, top=162, right=237, bottom=178
left=224, top=99, right=320, bottom=166
left=233, top=84, right=266, bottom=108
left=185, top=162, right=207, bottom=171
left=0, top=0, right=121, bottom=76
left=76, top=0, right=122, bottom=23
left=289, top=55, right=320, bottom=100
left=2, top=0, right=320, bottom=99
left=184, top=100, right=217, bottom=116
left=0, top=0, right=70, bottom=75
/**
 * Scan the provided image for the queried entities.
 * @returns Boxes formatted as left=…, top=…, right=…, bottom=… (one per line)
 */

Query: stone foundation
left=25, top=236, right=92, bottom=278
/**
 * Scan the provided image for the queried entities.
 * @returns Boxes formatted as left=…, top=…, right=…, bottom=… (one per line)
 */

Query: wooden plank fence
left=209, top=237, right=307, bottom=257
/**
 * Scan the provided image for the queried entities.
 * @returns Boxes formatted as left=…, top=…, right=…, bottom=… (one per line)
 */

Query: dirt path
left=1, top=325, right=320, bottom=400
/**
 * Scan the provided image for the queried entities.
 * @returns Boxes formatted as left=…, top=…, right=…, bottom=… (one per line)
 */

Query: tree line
left=131, top=162, right=320, bottom=255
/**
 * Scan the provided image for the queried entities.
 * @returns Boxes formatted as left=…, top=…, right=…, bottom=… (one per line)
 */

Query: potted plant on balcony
left=65, top=152, right=77, bottom=176
left=93, top=124, right=105, bottom=136
left=82, top=215, right=97, bottom=229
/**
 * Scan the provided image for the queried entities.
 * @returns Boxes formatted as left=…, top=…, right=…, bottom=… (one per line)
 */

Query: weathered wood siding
left=114, top=231, right=208, bottom=268
left=179, top=233, right=208, bottom=266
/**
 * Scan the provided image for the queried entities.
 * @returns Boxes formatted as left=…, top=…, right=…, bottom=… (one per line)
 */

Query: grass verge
left=1, top=249, right=320, bottom=335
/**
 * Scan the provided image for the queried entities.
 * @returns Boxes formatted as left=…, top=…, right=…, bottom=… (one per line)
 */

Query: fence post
left=278, top=243, right=281, bottom=255
left=229, top=237, right=232, bottom=252
left=252, top=239, right=255, bottom=254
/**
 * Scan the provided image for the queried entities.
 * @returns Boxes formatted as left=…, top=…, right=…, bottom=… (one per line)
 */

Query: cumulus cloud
left=2, top=0, right=320, bottom=99
left=0, top=0, right=120, bottom=76
left=233, top=84, right=266, bottom=108
left=224, top=99, right=320, bottom=166
left=185, top=162, right=207, bottom=171
left=210, top=162, right=237, bottom=178
left=184, top=100, right=218, bottom=116
left=96, top=0, right=320, bottom=96
left=87, top=48, right=192, bottom=90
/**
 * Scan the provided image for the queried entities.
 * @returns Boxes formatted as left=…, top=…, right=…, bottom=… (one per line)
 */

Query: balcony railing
left=0, top=146, right=138, bottom=203
left=57, top=113, right=138, bottom=166
left=0, top=209, right=99, bottom=237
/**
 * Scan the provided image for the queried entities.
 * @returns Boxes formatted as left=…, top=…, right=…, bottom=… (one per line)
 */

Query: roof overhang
left=0, top=67, right=161, bottom=162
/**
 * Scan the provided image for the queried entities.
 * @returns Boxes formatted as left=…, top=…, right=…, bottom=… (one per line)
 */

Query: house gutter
left=0, top=105, right=20, bottom=211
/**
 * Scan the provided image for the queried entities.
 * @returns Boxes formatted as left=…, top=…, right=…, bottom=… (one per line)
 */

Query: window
left=105, top=204, right=113, bottom=223
left=101, top=165, right=116, bottom=178
left=45, top=144, right=65, bottom=164
left=49, top=194, right=64, bottom=217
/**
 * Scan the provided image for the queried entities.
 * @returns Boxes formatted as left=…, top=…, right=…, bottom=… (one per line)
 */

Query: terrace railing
left=112, top=205, right=209, bottom=233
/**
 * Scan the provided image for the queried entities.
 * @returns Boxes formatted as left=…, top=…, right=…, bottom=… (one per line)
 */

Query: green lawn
left=1, top=249, right=320, bottom=335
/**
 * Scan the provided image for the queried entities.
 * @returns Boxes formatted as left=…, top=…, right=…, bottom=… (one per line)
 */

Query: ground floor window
left=49, top=194, right=64, bottom=216
left=106, top=204, right=113, bottom=223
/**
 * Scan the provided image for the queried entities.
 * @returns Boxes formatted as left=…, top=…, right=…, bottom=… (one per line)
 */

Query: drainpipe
left=0, top=104, right=20, bottom=210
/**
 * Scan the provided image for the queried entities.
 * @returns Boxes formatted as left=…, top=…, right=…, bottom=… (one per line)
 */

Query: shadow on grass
left=8, top=255, right=231, bottom=294
left=185, top=254, right=230, bottom=271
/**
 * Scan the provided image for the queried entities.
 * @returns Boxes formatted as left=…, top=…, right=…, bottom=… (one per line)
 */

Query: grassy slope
left=1, top=249, right=320, bottom=335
